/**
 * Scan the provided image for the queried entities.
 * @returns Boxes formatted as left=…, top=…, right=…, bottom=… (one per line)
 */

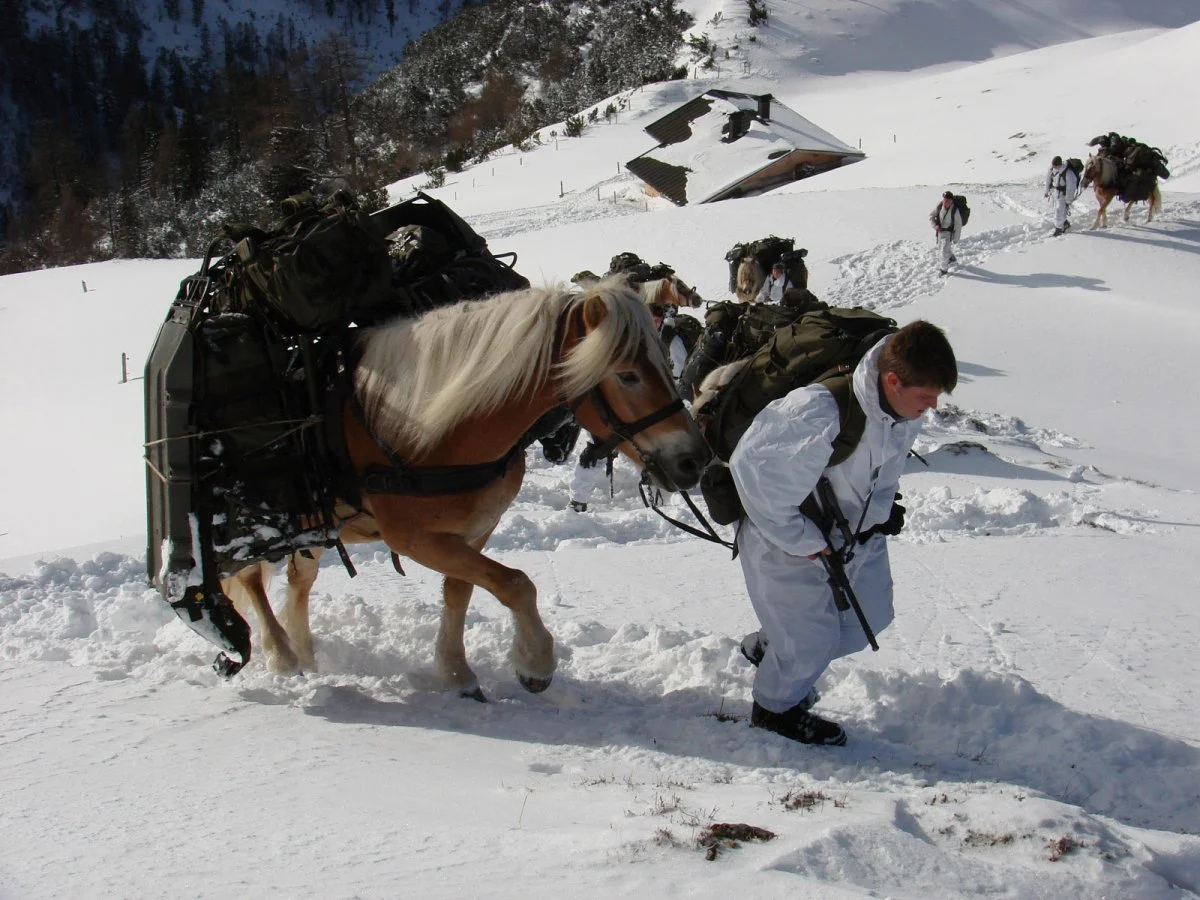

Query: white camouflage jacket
left=929, top=203, right=962, bottom=240
left=729, top=336, right=923, bottom=557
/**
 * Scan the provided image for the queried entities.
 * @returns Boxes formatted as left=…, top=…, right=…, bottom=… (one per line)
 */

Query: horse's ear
left=581, top=292, right=609, bottom=330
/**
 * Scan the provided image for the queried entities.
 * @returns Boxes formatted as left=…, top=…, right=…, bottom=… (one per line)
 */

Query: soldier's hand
left=874, top=499, right=906, bottom=536
left=806, top=546, right=832, bottom=561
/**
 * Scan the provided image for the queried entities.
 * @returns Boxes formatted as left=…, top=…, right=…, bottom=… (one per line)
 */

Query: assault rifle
left=805, top=477, right=880, bottom=651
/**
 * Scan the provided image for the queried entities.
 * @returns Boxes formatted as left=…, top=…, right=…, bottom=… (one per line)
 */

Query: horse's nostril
left=676, top=456, right=701, bottom=484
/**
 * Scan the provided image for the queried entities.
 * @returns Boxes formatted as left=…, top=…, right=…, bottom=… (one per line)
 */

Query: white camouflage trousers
left=738, top=523, right=895, bottom=713
left=569, top=455, right=610, bottom=505
left=936, top=231, right=955, bottom=271
left=1054, top=190, right=1072, bottom=230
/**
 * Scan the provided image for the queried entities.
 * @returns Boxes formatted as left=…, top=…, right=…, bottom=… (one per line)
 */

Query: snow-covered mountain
left=3, top=1, right=1200, bottom=897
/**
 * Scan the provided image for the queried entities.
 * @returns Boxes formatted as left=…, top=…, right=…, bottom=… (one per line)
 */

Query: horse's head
left=1082, top=154, right=1098, bottom=187
left=561, top=279, right=710, bottom=491
left=667, top=275, right=704, bottom=308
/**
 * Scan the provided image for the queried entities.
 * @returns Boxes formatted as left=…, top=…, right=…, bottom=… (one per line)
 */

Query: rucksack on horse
left=607, top=251, right=674, bottom=284
left=725, top=236, right=809, bottom=294
left=951, top=194, right=971, bottom=226
left=694, top=307, right=898, bottom=525
left=144, top=190, right=535, bottom=672
left=220, top=190, right=395, bottom=333
left=678, top=291, right=828, bottom=400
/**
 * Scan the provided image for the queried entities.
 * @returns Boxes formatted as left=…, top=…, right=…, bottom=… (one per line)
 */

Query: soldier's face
left=882, top=372, right=942, bottom=419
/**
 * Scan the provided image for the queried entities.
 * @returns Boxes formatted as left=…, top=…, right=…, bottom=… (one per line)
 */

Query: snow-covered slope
left=3, top=4, right=1200, bottom=898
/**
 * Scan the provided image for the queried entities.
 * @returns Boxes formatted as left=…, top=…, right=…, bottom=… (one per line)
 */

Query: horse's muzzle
left=643, top=441, right=711, bottom=492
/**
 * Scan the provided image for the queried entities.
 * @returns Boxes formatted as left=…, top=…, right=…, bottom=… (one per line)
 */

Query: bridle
left=561, top=300, right=684, bottom=478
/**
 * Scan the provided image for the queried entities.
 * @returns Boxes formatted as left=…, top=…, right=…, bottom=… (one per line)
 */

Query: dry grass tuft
left=697, top=823, right=775, bottom=861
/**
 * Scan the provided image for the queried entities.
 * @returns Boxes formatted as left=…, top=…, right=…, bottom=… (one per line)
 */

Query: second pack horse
left=1081, top=154, right=1162, bottom=229
left=224, top=277, right=710, bottom=698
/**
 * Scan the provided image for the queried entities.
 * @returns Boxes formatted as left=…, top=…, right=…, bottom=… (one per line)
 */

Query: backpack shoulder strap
left=795, top=372, right=866, bottom=532
left=820, top=372, right=867, bottom=467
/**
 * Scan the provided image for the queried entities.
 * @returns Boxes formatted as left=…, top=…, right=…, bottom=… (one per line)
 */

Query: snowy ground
left=4, top=1, right=1200, bottom=897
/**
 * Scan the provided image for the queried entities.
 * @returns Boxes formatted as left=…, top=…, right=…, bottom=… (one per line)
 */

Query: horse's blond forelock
left=354, top=278, right=664, bottom=458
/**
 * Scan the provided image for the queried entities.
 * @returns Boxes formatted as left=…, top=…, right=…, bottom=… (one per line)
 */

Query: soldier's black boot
left=751, top=701, right=846, bottom=746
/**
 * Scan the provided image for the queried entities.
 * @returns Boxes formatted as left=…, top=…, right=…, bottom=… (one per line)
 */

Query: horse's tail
left=1151, top=183, right=1162, bottom=215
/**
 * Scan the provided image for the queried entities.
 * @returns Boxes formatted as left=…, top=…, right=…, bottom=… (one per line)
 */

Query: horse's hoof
left=518, top=673, right=553, bottom=694
left=460, top=686, right=488, bottom=703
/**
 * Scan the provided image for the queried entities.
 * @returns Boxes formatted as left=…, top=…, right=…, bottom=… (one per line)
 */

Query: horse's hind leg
left=404, top=531, right=555, bottom=694
left=279, top=549, right=322, bottom=671
left=225, top=562, right=301, bottom=674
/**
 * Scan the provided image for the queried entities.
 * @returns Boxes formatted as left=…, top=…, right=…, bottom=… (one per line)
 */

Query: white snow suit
left=929, top=202, right=962, bottom=272
left=569, top=442, right=612, bottom=506
left=755, top=272, right=792, bottom=304
left=660, top=318, right=688, bottom=378
left=1046, top=164, right=1079, bottom=230
left=729, top=336, right=924, bottom=713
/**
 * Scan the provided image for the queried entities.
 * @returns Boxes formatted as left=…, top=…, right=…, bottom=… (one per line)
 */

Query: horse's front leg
left=404, top=531, right=556, bottom=695
left=438, top=575, right=484, bottom=701
left=279, top=549, right=322, bottom=671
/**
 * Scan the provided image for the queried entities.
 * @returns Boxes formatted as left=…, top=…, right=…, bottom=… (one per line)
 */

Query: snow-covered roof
left=627, top=90, right=865, bottom=204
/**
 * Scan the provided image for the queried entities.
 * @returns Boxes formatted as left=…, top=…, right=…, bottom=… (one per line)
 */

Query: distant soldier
left=929, top=191, right=963, bottom=275
left=648, top=302, right=688, bottom=379
left=1044, top=156, right=1079, bottom=237
left=755, top=261, right=794, bottom=304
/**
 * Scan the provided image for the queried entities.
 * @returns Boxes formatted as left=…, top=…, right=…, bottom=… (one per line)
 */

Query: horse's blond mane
left=354, top=277, right=665, bottom=458
left=692, top=359, right=749, bottom=415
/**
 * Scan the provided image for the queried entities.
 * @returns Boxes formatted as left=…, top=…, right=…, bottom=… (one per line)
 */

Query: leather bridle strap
left=583, top=392, right=683, bottom=460
left=566, top=303, right=684, bottom=460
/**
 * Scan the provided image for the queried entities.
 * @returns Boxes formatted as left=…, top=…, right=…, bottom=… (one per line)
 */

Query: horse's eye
left=616, top=371, right=641, bottom=386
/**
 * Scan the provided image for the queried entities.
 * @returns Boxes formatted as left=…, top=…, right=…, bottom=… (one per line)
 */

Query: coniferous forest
left=0, top=0, right=693, bottom=273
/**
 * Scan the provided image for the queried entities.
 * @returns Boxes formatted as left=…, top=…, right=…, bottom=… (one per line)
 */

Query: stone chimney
left=757, top=94, right=772, bottom=122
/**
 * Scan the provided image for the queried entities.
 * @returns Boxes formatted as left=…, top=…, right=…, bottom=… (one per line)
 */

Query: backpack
left=219, top=190, right=395, bottom=333
left=218, top=190, right=528, bottom=332
left=607, top=251, right=674, bottom=284
left=695, top=307, right=898, bottom=524
left=1063, top=159, right=1084, bottom=184
left=679, top=293, right=828, bottom=399
left=951, top=194, right=971, bottom=226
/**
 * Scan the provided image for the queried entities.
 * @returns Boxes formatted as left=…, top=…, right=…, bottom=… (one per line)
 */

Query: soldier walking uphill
left=733, top=321, right=957, bottom=746
left=1045, top=156, right=1080, bottom=237
left=929, top=191, right=963, bottom=276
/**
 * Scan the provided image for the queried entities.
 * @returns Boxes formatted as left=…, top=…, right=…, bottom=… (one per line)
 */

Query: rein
left=638, top=479, right=736, bottom=551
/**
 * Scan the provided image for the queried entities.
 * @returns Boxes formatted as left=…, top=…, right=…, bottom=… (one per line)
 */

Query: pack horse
left=1081, top=153, right=1162, bottom=229
left=147, top=248, right=708, bottom=698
